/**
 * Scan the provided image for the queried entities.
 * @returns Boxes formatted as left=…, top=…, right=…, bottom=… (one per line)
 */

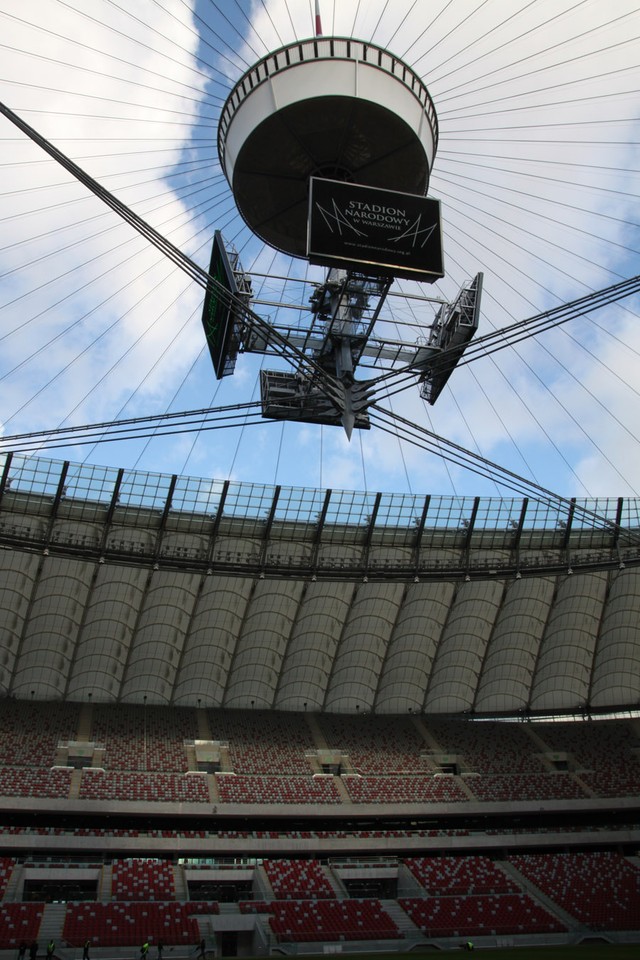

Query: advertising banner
left=307, top=179, right=444, bottom=282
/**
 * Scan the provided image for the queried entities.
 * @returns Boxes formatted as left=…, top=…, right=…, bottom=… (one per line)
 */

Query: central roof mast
left=208, top=9, right=481, bottom=436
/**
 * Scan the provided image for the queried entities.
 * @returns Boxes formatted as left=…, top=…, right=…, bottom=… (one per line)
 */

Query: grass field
left=316, top=947, right=640, bottom=960
left=385, top=947, right=639, bottom=960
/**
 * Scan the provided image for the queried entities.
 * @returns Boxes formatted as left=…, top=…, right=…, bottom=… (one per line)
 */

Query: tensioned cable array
left=0, top=1, right=638, bottom=496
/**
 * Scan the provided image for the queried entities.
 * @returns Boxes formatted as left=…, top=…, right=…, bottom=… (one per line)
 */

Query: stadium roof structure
left=1, top=5, right=639, bottom=721
left=1, top=453, right=639, bottom=715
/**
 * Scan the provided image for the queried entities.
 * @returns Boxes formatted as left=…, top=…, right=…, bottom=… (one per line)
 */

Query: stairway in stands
left=380, top=899, right=421, bottom=940
left=38, top=903, right=67, bottom=947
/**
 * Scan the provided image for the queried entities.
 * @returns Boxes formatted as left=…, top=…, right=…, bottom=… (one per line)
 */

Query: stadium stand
left=209, top=709, right=313, bottom=775
left=0, top=767, right=72, bottom=799
left=0, top=904, right=44, bottom=950
left=79, top=771, right=209, bottom=803
left=62, top=902, right=219, bottom=947
left=342, top=775, right=467, bottom=803
left=268, top=899, right=402, bottom=942
left=404, top=855, right=518, bottom=894
left=111, top=860, right=176, bottom=901
left=398, top=893, right=566, bottom=937
left=215, top=774, right=342, bottom=804
left=0, top=702, right=638, bottom=954
left=263, top=859, right=336, bottom=899
left=509, top=851, right=640, bottom=930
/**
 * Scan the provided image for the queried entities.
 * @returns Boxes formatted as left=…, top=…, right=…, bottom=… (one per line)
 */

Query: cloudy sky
left=0, top=0, right=639, bottom=505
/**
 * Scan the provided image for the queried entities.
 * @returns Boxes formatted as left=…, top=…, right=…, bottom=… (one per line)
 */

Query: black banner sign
left=307, top=179, right=444, bottom=282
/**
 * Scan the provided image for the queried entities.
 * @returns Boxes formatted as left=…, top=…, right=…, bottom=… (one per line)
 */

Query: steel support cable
left=432, top=0, right=623, bottom=89
left=406, top=0, right=494, bottom=69
left=2, top=191, right=235, bottom=406
left=279, top=0, right=298, bottom=41
left=0, top=189, right=230, bottom=291
left=257, top=0, right=285, bottom=47
left=399, top=0, right=457, bottom=62
left=368, top=404, right=640, bottom=546
left=226, top=0, right=272, bottom=56
left=436, top=197, right=635, bottom=444
left=0, top=402, right=266, bottom=452
left=0, top=415, right=270, bottom=453
left=0, top=182, right=235, bottom=358
left=48, top=272, right=205, bottom=442
left=0, top=76, right=227, bottom=118
left=437, top=150, right=640, bottom=182
left=0, top=175, right=227, bottom=269
left=206, top=0, right=263, bottom=61
left=384, top=0, right=420, bottom=49
left=436, top=170, right=639, bottom=265
left=350, top=271, right=640, bottom=494
left=0, top=160, right=223, bottom=206
left=452, top=364, right=535, bottom=496
left=369, top=406, right=550, bottom=499
left=104, top=0, right=254, bottom=74
left=0, top=43, right=224, bottom=111
left=0, top=101, right=334, bottom=390
left=435, top=162, right=639, bottom=234
left=1, top=10, right=232, bottom=97
left=11, top=107, right=219, bottom=130
left=458, top=276, right=640, bottom=367
left=433, top=12, right=637, bottom=99
left=443, top=116, right=638, bottom=137
left=349, top=272, right=640, bottom=404
left=413, top=0, right=538, bottom=78
left=422, top=246, right=595, bottom=495
left=438, top=83, right=640, bottom=123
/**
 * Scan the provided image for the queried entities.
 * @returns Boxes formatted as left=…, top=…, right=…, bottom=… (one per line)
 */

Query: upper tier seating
left=208, top=709, right=313, bottom=775
left=343, top=775, right=467, bottom=804
left=0, top=701, right=79, bottom=767
left=79, top=771, right=209, bottom=803
left=466, top=773, right=587, bottom=802
left=317, top=714, right=429, bottom=775
left=0, top=857, right=16, bottom=897
left=215, top=775, right=342, bottom=804
left=0, top=767, right=72, bottom=799
left=425, top=718, right=544, bottom=774
left=91, top=704, right=197, bottom=772
left=535, top=720, right=640, bottom=798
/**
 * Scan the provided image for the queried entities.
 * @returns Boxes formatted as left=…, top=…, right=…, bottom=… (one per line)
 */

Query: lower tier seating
left=399, top=894, right=566, bottom=937
left=0, top=904, right=44, bottom=949
left=404, top=855, right=518, bottom=894
left=268, top=899, right=402, bottom=942
left=510, top=851, right=640, bottom=930
left=63, top=902, right=219, bottom=947
left=111, top=859, right=176, bottom=901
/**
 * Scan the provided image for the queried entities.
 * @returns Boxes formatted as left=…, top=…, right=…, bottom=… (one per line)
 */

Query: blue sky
left=0, top=0, right=639, bottom=502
